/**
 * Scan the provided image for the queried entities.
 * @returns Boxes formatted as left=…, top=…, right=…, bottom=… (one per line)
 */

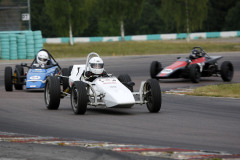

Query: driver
left=33, top=49, right=54, bottom=68
left=189, top=49, right=203, bottom=59
left=84, top=56, right=108, bottom=82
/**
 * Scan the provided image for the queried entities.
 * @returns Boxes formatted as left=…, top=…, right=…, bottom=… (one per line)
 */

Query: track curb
left=1, top=131, right=240, bottom=160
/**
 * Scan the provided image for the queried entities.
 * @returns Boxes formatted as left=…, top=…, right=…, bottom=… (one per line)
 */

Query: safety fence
left=0, top=30, right=43, bottom=60
left=43, top=31, right=240, bottom=44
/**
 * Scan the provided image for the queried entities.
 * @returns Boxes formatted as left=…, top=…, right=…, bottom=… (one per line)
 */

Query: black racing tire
left=69, top=65, right=73, bottom=75
left=150, top=61, right=162, bottom=79
left=44, top=76, right=61, bottom=110
left=220, top=61, right=234, bottom=82
left=189, top=64, right=201, bottom=83
left=62, top=68, right=70, bottom=91
left=71, top=81, right=88, bottom=115
left=118, top=74, right=133, bottom=92
left=14, top=65, right=24, bottom=90
left=4, top=66, right=13, bottom=91
left=144, top=79, right=162, bottom=113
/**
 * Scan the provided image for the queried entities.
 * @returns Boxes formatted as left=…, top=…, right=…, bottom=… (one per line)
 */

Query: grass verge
left=185, top=83, right=240, bottom=98
left=44, top=40, right=240, bottom=58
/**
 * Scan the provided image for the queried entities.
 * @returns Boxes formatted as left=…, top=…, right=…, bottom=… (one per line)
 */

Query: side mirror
left=21, top=63, right=27, bottom=66
left=177, top=57, right=181, bottom=59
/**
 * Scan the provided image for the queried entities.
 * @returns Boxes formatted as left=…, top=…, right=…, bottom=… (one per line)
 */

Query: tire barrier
left=0, top=34, right=10, bottom=60
left=9, top=34, right=17, bottom=60
left=0, top=31, right=43, bottom=60
left=33, top=30, right=43, bottom=54
left=17, top=34, right=27, bottom=59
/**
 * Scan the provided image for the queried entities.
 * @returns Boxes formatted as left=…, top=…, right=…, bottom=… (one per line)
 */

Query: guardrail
left=43, top=31, right=240, bottom=43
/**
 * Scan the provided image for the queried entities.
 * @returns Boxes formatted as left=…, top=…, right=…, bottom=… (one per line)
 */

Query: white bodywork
left=67, top=52, right=146, bottom=108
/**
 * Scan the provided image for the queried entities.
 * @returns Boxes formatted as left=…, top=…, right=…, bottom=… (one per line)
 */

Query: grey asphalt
left=0, top=52, right=239, bottom=159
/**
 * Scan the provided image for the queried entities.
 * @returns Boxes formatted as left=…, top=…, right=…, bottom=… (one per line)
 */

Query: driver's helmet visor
left=90, top=63, right=104, bottom=69
left=38, top=57, right=48, bottom=62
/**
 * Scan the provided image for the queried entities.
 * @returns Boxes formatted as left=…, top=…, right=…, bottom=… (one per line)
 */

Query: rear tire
left=62, top=68, right=69, bottom=91
left=220, top=61, right=234, bottom=82
left=150, top=61, right=162, bottom=79
left=69, top=65, right=73, bottom=75
left=44, top=76, right=61, bottom=110
left=14, top=65, right=24, bottom=90
left=189, top=64, right=201, bottom=83
left=144, top=79, right=162, bottom=113
left=118, top=74, right=133, bottom=92
left=4, top=67, right=13, bottom=91
left=71, top=81, right=88, bottom=115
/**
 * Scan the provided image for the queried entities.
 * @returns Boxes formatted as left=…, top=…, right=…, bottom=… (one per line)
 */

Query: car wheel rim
left=145, top=83, right=153, bottom=108
left=45, top=83, right=50, bottom=105
left=72, top=87, right=78, bottom=111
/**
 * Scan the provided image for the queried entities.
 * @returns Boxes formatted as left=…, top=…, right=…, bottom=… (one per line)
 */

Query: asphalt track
left=0, top=52, right=240, bottom=159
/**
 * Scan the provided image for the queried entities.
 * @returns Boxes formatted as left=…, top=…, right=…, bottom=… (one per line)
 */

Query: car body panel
left=156, top=55, right=223, bottom=79
left=26, top=66, right=58, bottom=89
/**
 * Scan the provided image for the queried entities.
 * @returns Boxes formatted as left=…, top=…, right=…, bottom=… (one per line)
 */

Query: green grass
left=44, top=40, right=240, bottom=58
left=186, top=83, right=240, bottom=98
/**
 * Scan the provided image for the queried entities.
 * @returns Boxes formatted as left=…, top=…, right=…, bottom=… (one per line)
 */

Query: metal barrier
left=43, top=31, right=240, bottom=44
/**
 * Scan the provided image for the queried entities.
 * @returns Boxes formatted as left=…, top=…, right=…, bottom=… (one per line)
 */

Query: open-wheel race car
left=150, top=47, right=234, bottom=83
left=4, top=49, right=63, bottom=91
left=44, top=52, right=162, bottom=115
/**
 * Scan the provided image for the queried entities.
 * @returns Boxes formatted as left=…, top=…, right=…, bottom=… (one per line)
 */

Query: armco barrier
left=0, top=30, right=43, bottom=60
left=43, top=31, right=240, bottom=44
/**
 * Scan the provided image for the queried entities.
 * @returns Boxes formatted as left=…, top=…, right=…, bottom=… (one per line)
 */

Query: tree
left=97, top=0, right=145, bottom=41
left=224, top=1, right=240, bottom=31
left=160, top=0, right=208, bottom=34
left=45, top=0, right=93, bottom=45
left=125, top=0, right=165, bottom=35
left=31, top=0, right=56, bottom=37
left=203, top=0, right=237, bottom=32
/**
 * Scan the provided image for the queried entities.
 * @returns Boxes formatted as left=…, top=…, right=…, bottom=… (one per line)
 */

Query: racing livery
left=44, top=52, right=162, bottom=115
left=4, top=49, right=62, bottom=91
left=150, top=47, right=234, bottom=83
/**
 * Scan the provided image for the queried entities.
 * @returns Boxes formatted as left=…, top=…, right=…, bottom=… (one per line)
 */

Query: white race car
left=44, top=52, right=162, bottom=115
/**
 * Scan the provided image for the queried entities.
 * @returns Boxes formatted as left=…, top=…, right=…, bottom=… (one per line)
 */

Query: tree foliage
left=203, top=0, right=238, bottom=32
left=224, top=1, right=240, bottom=31
left=30, top=0, right=240, bottom=37
left=96, top=0, right=145, bottom=39
left=160, top=0, right=208, bottom=33
left=44, top=0, right=93, bottom=36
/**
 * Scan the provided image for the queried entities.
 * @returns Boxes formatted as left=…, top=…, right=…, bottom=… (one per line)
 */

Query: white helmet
left=88, top=57, right=104, bottom=75
left=37, top=50, right=49, bottom=64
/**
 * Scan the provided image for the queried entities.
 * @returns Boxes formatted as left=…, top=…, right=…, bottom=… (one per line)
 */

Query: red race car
left=150, top=47, right=234, bottom=83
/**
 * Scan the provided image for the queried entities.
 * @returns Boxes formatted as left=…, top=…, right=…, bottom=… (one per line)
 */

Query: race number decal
left=22, top=13, right=30, bottom=21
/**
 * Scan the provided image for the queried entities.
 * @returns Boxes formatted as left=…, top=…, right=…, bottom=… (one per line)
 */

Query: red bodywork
left=158, top=57, right=206, bottom=77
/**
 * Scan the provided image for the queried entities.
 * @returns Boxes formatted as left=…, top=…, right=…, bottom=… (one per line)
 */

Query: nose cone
left=94, top=77, right=135, bottom=108
left=26, top=81, right=45, bottom=89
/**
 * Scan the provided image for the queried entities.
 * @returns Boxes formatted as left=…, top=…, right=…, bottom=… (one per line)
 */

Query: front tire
left=71, top=81, right=88, bottom=115
left=144, top=79, right=162, bottom=113
left=62, top=68, right=69, bottom=91
left=4, top=66, right=13, bottom=91
left=14, top=65, right=24, bottom=90
left=44, top=76, right=61, bottom=110
left=189, top=64, right=201, bottom=83
left=150, top=61, right=162, bottom=79
left=220, top=61, right=234, bottom=82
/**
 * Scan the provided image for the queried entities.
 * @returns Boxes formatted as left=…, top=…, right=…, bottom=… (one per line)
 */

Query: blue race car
left=4, top=49, right=63, bottom=91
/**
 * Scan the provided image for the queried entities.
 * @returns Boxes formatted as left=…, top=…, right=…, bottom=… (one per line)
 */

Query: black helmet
left=189, top=49, right=201, bottom=59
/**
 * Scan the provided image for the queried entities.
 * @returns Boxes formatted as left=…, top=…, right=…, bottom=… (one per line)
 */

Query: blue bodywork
left=26, top=66, right=58, bottom=89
